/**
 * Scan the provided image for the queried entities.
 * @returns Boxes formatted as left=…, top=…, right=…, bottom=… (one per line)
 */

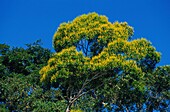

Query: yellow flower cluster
left=40, top=12, right=161, bottom=87
left=53, top=12, right=133, bottom=52
left=106, top=38, right=160, bottom=61
left=40, top=47, right=90, bottom=82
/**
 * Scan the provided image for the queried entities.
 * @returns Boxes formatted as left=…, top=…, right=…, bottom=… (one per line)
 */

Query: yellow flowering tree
left=40, top=13, right=169, bottom=111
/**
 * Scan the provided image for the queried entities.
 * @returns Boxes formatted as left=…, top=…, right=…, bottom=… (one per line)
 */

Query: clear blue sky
left=0, top=0, right=170, bottom=66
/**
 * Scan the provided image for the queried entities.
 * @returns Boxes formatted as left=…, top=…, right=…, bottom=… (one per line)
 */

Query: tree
left=0, top=41, right=67, bottom=111
left=40, top=12, right=169, bottom=111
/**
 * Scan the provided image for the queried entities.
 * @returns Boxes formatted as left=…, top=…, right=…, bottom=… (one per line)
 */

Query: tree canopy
left=39, top=13, right=170, bottom=111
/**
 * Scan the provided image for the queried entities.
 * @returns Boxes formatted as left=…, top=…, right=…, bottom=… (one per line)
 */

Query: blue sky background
left=0, top=0, right=170, bottom=66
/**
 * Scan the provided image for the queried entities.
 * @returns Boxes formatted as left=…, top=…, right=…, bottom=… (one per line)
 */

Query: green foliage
left=0, top=44, right=10, bottom=55
left=32, top=100, right=66, bottom=112
left=0, top=104, right=9, bottom=112
left=0, top=41, right=62, bottom=111
left=1, top=73, right=38, bottom=111
left=144, top=65, right=170, bottom=111
left=0, top=40, right=51, bottom=75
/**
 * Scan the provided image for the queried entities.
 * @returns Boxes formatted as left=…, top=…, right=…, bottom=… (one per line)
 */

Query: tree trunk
left=66, top=103, right=72, bottom=112
left=66, top=107, right=70, bottom=112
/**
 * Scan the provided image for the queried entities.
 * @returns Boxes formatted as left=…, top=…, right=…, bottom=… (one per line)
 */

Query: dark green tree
left=0, top=40, right=67, bottom=111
